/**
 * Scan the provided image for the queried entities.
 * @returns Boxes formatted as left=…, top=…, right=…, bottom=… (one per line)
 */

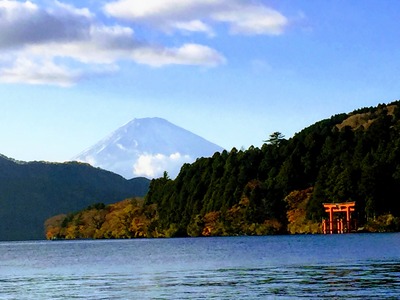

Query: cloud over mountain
left=73, top=117, right=224, bottom=179
left=133, top=152, right=192, bottom=178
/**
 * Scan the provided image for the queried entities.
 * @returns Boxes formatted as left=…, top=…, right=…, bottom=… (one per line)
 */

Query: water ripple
left=2, top=261, right=399, bottom=299
left=1, top=236, right=400, bottom=299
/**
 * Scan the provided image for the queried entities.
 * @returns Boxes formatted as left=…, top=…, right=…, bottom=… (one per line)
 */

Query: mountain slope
left=142, top=100, right=400, bottom=236
left=47, top=100, right=400, bottom=238
left=73, top=117, right=224, bottom=179
left=0, top=155, right=150, bottom=241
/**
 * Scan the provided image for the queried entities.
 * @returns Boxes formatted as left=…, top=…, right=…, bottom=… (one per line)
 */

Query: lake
left=0, top=233, right=399, bottom=299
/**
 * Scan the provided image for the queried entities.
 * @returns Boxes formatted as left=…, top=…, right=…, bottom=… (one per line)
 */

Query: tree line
left=46, top=101, right=400, bottom=238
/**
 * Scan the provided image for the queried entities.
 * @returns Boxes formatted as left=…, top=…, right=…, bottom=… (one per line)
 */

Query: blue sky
left=1, top=0, right=400, bottom=162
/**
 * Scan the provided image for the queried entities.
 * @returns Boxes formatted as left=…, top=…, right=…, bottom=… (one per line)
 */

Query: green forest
left=46, top=101, right=400, bottom=239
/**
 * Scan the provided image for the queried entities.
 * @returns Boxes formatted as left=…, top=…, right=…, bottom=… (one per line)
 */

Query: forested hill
left=45, top=101, right=400, bottom=239
left=0, top=156, right=150, bottom=241
left=144, top=100, right=400, bottom=236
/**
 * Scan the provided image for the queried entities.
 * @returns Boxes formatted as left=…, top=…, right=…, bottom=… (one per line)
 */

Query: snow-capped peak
left=73, top=117, right=223, bottom=179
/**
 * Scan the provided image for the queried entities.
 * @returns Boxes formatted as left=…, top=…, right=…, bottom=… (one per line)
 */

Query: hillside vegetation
left=46, top=101, right=400, bottom=238
left=0, top=157, right=150, bottom=240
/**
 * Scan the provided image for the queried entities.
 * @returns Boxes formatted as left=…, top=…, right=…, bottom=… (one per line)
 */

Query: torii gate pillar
left=322, top=202, right=356, bottom=234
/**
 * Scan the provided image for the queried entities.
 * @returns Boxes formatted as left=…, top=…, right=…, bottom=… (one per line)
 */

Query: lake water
left=0, top=233, right=399, bottom=299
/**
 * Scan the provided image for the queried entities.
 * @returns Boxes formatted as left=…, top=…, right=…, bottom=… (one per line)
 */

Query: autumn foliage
left=285, top=187, right=321, bottom=234
left=45, top=191, right=286, bottom=239
left=45, top=198, right=159, bottom=240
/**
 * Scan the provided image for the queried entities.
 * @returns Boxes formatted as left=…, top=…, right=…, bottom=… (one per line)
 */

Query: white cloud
left=104, top=0, right=288, bottom=36
left=0, top=56, right=80, bottom=87
left=132, top=43, right=226, bottom=67
left=0, top=0, right=225, bottom=86
left=51, top=1, right=93, bottom=19
left=0, top=0, right=287, bottom=86
left=104, top=0, right=203, bottom=21
left=173, top=20, right=214, bottom=36
left=133, top=152, right=192, bottom=178
left=213, top=5, right=287, bottom=35
left=80, top=155, right=97, bottom=167
left=26, top=25, right=137, bottom=65
left=0, top=0, right=91, bottom=48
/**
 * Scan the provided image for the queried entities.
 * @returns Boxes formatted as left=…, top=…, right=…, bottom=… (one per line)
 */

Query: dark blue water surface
left=1, top=233, right=400, bottom=299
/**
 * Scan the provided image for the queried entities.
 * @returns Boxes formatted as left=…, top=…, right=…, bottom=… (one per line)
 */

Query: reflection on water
left=1, top=234, right=400, bottom=299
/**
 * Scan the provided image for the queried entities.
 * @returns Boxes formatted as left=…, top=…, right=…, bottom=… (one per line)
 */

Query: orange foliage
left=45, top=198, right=159, bottom=239
left=202, top=211, right=222, bottom=236
left=44, top=214, right=66, bottom=240
left=285, top=187, right=321, bottom=234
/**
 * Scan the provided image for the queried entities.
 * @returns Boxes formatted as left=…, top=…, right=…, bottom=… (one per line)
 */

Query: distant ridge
left=73, top=117, right=224, bottom=179
left=0, top=154, right=150, bottom=240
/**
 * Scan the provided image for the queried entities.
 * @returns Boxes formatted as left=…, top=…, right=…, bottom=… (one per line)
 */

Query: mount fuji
left=73, top=117, right=224, bottom=179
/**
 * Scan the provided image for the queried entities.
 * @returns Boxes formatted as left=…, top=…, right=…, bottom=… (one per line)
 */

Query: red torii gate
left=322, top=202, right=356, bottom=234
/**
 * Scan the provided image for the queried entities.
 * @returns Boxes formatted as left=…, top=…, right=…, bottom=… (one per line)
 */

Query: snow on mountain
left=73, top=117, right=224, bottom=179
